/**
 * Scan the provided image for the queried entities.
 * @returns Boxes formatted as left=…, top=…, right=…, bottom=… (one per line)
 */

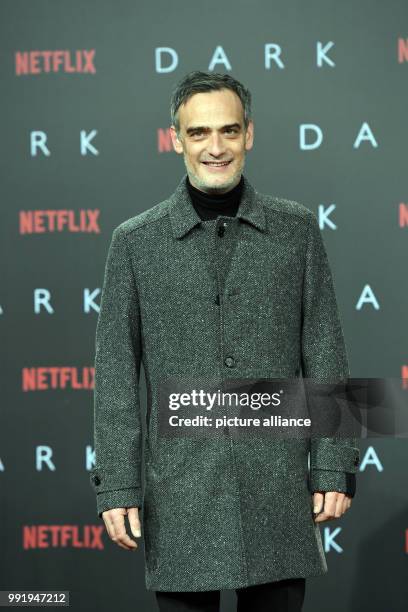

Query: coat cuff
left=95, top=488, right=143, bottom=519
left=309, top=469, right=356, bottom=498
left=310, top=441, right=360, bottom=473
left=89, top=466, right=142, bottom=492
left=89, top=467, right=143, bottom=518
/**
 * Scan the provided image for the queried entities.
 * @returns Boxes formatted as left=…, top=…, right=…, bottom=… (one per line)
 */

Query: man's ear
left=244, top=120, right=254, bottom=152
left=170, top=125, right=184, bottom=154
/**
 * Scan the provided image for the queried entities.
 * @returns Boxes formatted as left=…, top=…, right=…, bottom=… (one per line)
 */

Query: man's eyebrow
left=185, top=123, right=242, bottom=135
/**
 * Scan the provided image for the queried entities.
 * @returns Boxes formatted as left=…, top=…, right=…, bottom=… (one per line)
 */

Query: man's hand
left=102, top=506, right=142, bottom=550
left=312, top=491, right=352, bottom=522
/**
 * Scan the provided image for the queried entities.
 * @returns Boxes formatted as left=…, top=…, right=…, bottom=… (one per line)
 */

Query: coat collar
left=168, top=173, right=266, bottom=239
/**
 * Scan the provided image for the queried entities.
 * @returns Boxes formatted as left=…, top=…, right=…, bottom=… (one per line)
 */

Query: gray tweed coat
left=89, top=173, right=360, bottom=592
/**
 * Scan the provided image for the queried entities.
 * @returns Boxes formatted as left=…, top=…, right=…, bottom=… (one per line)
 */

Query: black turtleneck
left=186, top=175, right=244, bottom=221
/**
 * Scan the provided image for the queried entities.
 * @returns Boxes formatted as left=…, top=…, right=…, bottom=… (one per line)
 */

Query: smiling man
left=173, top=85, right=251, bottom=194
left=90, top=71, right=360, bottom=612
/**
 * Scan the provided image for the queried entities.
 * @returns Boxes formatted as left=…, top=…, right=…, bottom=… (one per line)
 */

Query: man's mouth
left=201, top=160, right=232, bottom=167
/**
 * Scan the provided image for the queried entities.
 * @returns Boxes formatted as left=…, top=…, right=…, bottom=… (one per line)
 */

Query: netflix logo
left=22, top=367, right=95, bottom=391
left=23, top=525, right=105, bottom=549
left=19, top=210, right=101, bottom=234
left=15, top=50, right=96, bottom=75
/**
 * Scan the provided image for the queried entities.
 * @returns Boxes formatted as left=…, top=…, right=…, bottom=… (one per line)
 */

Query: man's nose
left=206, top=133, right=226, bottom=156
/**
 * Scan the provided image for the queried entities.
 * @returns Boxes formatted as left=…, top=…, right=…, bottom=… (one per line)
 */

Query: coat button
left=217, top=222, right=227, bottom=237
left=354, top=457, right=359, bottom=467
left=215, top=294, right=220, bottom=305
left=92, top=475, right=101, bottom=485
left=224, top=356, right=235, bottom=367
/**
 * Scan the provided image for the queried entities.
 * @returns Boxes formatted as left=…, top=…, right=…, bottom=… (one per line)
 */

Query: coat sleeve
left=300, top=212, right=360, bottom=497
left=89, top=226, right=143, bottom=518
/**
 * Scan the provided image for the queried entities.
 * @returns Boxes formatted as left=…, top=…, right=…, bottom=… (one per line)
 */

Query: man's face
left=170, top=88, right=254, bottom=194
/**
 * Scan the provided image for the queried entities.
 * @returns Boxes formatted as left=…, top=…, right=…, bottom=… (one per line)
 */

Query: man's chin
left=185, top=160, right=243, bottom=193
left=197, top=169, right=239, bottom=192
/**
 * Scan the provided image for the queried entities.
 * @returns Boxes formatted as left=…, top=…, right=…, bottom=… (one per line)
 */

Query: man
left=90, top=71, right=360, bottom=612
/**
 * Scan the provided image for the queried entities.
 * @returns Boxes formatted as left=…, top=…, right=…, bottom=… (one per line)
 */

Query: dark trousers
left=155, top=578, right=306, bottom=612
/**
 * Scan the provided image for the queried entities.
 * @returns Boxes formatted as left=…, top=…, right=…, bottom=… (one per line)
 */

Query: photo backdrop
left=1, top=1, right=407, bottom=611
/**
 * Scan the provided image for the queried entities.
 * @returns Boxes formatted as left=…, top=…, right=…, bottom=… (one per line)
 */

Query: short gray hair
left=170, top=71, right=252, bottom=137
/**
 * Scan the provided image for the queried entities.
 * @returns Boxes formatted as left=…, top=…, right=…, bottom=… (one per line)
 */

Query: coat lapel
left=167, top=173, right=268, bottom=298
left=168, top=172, right=267, bottom=239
